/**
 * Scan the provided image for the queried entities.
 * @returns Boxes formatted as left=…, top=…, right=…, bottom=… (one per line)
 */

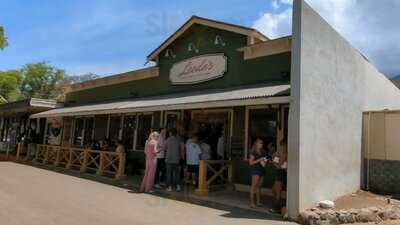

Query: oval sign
left=169, top=53, right=227, bottom=85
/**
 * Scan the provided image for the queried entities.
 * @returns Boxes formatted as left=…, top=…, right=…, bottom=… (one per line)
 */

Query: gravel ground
left=0, top=161, right=295, bottom=225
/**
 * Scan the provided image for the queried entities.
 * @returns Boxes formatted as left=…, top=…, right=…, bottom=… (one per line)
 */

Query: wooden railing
left=16, top=143, right=35, bottom=161
left=196, top=160, right=233, bottom=196
left=18, top=144, right=126, bottom=180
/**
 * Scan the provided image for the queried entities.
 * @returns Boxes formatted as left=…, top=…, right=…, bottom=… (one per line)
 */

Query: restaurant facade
left=26, top=0, right=400, bottom=218
left=28, top=15, right=292, bottom=211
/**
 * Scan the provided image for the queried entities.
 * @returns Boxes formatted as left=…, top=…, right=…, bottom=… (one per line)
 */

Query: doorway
left=164, top=111, right=181, bottom=130
left=191, top=109, right=232, bottom=160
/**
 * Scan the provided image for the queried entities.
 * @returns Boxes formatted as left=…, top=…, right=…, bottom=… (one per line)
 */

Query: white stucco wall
left=287, top=0, right=400, bottom=218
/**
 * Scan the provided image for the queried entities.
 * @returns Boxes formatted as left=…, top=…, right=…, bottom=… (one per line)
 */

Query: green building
left=31, top=15, right=291, bottom=203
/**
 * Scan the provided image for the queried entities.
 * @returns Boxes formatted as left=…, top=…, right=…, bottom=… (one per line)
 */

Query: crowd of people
left=137, top=127, right=287, bottom=213
left=139, top=128, right=211, bottom=193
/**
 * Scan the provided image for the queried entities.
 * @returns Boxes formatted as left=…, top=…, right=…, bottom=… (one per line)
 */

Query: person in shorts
left=248, top=138, right=267, bottom=208
left=185, top=134, right=202, bottom=185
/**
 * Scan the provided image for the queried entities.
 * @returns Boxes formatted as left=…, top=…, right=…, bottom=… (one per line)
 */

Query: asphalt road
left=0, top=162, right=295, bottom=225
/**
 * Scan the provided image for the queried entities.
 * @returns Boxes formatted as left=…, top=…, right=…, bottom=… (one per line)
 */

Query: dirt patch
left=335, top=190, right=395, bottom=210
left=298, top=191, right=400, bottom=225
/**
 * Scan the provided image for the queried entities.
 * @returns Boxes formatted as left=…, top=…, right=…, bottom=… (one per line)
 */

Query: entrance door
left=191, top=110, right=232, bottom=159
left=164, top=111, right=181, bottom=130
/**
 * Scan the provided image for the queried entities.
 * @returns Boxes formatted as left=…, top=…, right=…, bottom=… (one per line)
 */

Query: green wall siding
left=66, top=25, right=291, bottom=106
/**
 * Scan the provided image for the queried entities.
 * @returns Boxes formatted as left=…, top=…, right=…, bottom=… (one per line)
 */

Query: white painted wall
left=287, top=0, right=400, bottom=218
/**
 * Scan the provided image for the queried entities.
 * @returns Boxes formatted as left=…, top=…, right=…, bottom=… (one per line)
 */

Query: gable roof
left=147, top=15, right=269, bottom=61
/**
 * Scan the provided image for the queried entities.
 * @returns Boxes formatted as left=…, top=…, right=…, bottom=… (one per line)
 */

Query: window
left=108, top=116, right=121, bottom=146
left=123, top=115, right=136, bottom=150
left=94, top=115, right=108, bottom=141
left=83, top=117, right=94, bottom=146
left=73, top=118, right=84, bottom=146
left=247, top=108, right=278, bottom=157
left=62, top=117, right=73, bottom=146
left=136, top=114, right=153, bottom=150
left=164, top=112, right=180, bottom=130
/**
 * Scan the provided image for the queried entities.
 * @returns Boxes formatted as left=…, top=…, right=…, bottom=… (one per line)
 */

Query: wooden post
left=226, top=161, right=235, bottom=191
left=24, top=144, right=32, bottom=161
left=16, top=143, right=22, bottom=161
left=115, top=153, right=126, bottom=180
left=228, top=161, right=233, bottom=183
left=54, top=147, right=61, bottom=166
left=66, top=148, right=73, bottom=169
left=33, top=145, right=40, bottom=162
left=43, top=146, right=49, bottom=164
left=96, top=152, right=104, bottom=176
left=80, top=149, right=88, bottom=173
left=196, top=160, right=209, bottom=196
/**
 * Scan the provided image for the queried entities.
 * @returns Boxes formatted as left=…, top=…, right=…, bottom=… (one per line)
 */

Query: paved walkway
left=0, top=162, right=295, bottom=225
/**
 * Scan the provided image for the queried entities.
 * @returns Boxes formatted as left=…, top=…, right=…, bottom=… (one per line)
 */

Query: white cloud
left=252, top=8, right=292, bottom=39
left=280, top=0, right=293, bottom=5
left=272, top=0, right=280, bottom=10
left=252, top=0, right=400, bottom=76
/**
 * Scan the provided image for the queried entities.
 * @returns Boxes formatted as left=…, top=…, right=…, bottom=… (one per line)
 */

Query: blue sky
left=0, top=0, right=287, bottom=76
left=0, top=0, right=399, bottom=77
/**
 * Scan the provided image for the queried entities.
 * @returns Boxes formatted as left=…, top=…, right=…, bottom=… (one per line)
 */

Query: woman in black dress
left=249, top=138, right=267, bottom=208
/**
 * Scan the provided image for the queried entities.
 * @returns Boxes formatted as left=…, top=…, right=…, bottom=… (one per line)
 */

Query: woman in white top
left=185, top=134, right=202, bottom=185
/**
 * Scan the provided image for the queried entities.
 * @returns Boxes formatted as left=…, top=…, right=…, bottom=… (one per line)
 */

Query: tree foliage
left=20, top=62, right=66, bottom=100
left=0, top=62, right=98, bottom=103
left=0, top=26, right=8, bottom=50
left=0, top=70, right=22, bottom=102
left=63, top=73, right=99, bottom=85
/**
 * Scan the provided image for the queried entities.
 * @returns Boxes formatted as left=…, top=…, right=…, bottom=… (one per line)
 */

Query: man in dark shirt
left=164, top=128, right=184, bottom=192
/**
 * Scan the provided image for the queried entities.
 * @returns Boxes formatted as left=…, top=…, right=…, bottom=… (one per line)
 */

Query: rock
left=328, top=215, right=339, bottom=225
left=348, top=208, right=359, bottom=214
left=299, top=211, right=320, bottom=225
left=318, top=200, right=335, bottom=209
left=369, top=206, right=380, bottom=213
left=377, top=206, right=400, bottom=221
left=338, top=212, right=356, bottom=224
left=356, top=208, right=382, bottom=223
left=314, top=220, right=330, bottom=225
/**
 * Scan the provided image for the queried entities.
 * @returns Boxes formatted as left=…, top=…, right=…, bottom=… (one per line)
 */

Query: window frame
left=244, top=105, right=280, bottom=160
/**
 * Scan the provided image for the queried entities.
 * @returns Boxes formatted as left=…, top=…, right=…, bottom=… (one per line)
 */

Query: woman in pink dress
left=140, top=131, right=160, bottom=193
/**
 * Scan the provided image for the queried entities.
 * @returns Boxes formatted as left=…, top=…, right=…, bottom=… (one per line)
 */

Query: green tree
left=62, top=73, right=99, bottom=85
left=20, top=62, right=67, bottom=100
left=57, top=73, right=99, bottom=101
left=0, top=70, right=22, bottom=102
left=0, top=26, right=8, bottom=50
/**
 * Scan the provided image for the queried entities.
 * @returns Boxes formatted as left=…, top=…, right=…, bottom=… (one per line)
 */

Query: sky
left=0, top=0, right=399, bottom=77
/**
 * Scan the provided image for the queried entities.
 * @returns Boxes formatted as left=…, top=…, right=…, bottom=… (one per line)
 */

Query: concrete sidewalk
left=0, top=162, right=294, bottom=225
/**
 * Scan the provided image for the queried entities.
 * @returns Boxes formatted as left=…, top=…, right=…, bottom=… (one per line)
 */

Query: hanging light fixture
left=214, top=35, right=226, bottom=46
left=164, top=49, right=176, bottom=58
left=188, top=43, right=199, bottom=53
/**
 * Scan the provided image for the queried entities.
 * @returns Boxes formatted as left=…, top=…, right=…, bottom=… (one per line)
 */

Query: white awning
left=30, top=84, right=290, bottom=118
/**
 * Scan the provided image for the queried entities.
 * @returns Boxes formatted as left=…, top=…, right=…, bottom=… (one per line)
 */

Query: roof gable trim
left=147, top=16, right=269, bottom=61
